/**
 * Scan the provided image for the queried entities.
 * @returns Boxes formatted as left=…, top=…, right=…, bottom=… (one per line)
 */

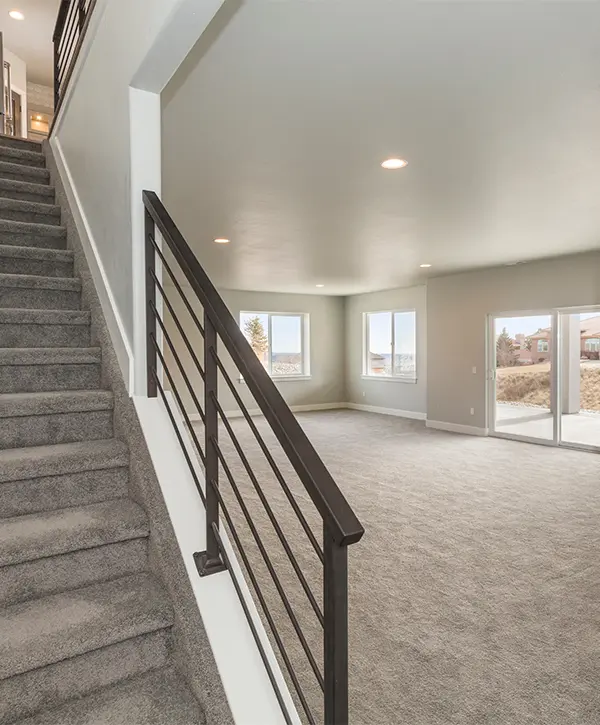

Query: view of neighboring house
left=514, top=315, right=600, bottom=364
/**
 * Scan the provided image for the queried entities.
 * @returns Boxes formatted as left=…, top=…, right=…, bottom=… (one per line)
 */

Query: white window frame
left=240, top=311, right=311, bottom=380
left=585, top=338, right=600, bottom=352
left=362, top=309, right=417, bottom=383
left=537, top=339, right=549, bottom=352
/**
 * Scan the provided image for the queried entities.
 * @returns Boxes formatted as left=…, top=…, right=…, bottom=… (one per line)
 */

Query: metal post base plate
left=194, top=550, right=227, bottom=577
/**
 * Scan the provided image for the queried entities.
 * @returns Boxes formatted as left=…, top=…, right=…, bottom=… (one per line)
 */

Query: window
left=585, top=338, right=600, bottom=352
left=537, top=339, right=549, bottom=352
left=364, top=310, right=417, bottom=379
left=240, top=312, right=309, bottom=377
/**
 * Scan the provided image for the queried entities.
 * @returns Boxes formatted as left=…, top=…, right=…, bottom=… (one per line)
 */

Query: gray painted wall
left=164, top=288, right=345, bottom=414
left=345, top=286, right=427, bottom=415
left=427, top=251, right=600, bottom=429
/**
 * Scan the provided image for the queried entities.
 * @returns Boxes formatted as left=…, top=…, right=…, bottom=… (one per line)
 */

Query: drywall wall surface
left=4, top=48, right=27, bottom=138
left=54, top=0, right=182, bottom=345
left=345, top=285, right=427, bottom=416
left=427, top=252, right=600, bottom=429
left=163, top=287, right=346, bottom=414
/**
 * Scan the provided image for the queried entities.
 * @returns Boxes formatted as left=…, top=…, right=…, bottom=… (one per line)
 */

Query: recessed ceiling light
left=316, top=284, right=325, bottom=288
left=9, top=9, right=25, bottom=20
left=381, top=158, right=407, bottom=170
left=419, top=263, right=432, bottom=268
left=214, top=238, right=230, bottom=244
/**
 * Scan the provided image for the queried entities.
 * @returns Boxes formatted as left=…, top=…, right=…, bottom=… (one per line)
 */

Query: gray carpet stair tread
left=0, top=347, right=101, bottom=366
left=0, top=147, right=45, bottom=167
left=0, top=178, right=52, bottom=196
left=0, top=198, right=60, bottom=217
left=0, top=390, right=113, bottom=417
left=0, top=273, right=80, bottom=291
left=17, top=667, right=206, bottom=725
left=0, top=161, right=49, bottom=182
left=0, top=219, right=65, bottom=238
left=0, top=308, right=90, bottom=324
left=0, top=572, right=173, bottom=679
left=0, top=134, right=42, bottom=152
left=0, top=438, right=129, bottom=484
left=0, top=499, right=148, bottom=567
left=0, top=244, right=72, bottom=262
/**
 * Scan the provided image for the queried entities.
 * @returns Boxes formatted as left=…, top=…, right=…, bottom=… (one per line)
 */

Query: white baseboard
left=50, top=137, right=134, bottom=391
left=426, top=419, right=489, bottom=436
left=346, top=403, right=427, bottom=421
left=189, top=402, right=345, bottom=422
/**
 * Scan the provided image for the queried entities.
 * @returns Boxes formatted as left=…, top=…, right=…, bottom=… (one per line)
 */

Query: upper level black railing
left=52, top=0, right=96, bottom=116
left=142, top=190, right=364, bottom=725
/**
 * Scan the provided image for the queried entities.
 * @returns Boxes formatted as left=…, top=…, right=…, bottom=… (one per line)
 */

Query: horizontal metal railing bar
left=150, top=302, right=205, bottom=424
left=210, top=433, right=325, bottom=692
left=143, top=190, right=363, bottom=548
left=211, top=523, right=295, bottom=725
left=151, top=368, right=206, bottom=506
left=148, top=235, right=205, bottom=339
left=211, top=349, right=324, bottom=564
left=150, top=269, right=205, bottom=382
left=206, top=477, right=317, bottom=725
left=53, top=0, right=72, bottom=42
left=57, top=0, right=78, bottom=57
left=212, top=391, right=325, bottom=628
left=150, top=334, right=206, bottom=465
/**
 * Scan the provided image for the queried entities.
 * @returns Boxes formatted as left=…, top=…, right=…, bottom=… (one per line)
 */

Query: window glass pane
left=367, top=312, right=392, bottom=375
left=393, top=311, right=416, bottom=376
left=241, top=312, right=269, bottom=369
left=271, top=315, right=303, bottom=375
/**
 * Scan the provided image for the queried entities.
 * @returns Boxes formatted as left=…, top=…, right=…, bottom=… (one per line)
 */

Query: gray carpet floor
left=208, top=409, right=600, bottom=725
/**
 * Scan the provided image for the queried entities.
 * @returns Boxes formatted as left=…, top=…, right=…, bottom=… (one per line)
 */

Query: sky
left=369, top=311, right=416, bottom=355
left=240, top=312, right=301, bottom=353
left=495, top=312, right=599, bottom=339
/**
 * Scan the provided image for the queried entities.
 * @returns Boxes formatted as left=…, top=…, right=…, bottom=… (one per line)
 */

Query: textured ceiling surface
left=166, top=0, right=598, bottom=294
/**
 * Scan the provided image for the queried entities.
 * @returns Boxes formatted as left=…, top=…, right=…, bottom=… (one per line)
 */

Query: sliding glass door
left=558, top=310, right=600, bottom=450
left=490, top=313, right=556, bottom=444
left=489, top=308, right=600, bottom=451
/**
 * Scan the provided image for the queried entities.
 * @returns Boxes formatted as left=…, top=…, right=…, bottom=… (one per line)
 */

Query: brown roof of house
left=529, top=315, right=600, bottom=340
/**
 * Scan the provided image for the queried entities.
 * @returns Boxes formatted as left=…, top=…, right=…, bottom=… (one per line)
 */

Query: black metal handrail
left=143, top=190, right=364, bottom=725
left=52, top=0, right=96, bottom=117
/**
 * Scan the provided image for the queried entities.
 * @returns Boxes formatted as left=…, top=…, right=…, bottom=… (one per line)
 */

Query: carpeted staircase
left=0, top=134, right=206, bottom=724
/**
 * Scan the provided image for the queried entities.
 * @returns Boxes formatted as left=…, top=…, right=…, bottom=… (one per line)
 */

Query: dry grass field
left=497, top=363, right=600, bottom=410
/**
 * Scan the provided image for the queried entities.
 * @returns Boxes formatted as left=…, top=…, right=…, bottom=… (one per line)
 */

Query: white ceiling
left=0, top=0, right=60, bottom=85
left=162, top=0, right=600, bottom=296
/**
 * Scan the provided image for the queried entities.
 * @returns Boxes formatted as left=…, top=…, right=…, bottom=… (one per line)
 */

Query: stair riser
left=0, top=151, right=45, bottom=169
left=0, top=629, right=171, bottom=725
left=0, top=363, right=100, bottom=393
left=0, top=186, right=54, bottom=204
left=0, top=410, right=113, bottom=449
left=0, top=231, right=66, bottom=250
left=0, top=256, right=73, bottom=278
left=0, top=287, right=81, bottom=311
left=0, top=538, right=147, bottom=608
left=0, top=168, right=49, bottom=185
left=0, top=207, right=60, bottom=225
left=0, top=466, right=128, bottom=518
left=0, top=323, right=90, bottom=348
left=0, top=136, right=42, bottom=153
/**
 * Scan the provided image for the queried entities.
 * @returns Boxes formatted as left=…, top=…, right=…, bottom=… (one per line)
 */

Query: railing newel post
left=145, top=207, right=157, bottom=397
left=324, top=523, right=349, bottom=725
left=194, top=311, right=227, bottom=576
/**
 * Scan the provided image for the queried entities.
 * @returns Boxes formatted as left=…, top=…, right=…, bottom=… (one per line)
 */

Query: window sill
left=361, top=375, right=417, bottom=384
left=239, top=375, right=312, bottom=384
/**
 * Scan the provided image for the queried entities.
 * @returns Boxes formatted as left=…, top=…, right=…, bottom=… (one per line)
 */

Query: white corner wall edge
left=49, top=136, right=134, bottom=390
left=426, top=419, right=489, bottom=436
left=346, top=403, right=427, bottom=420
left=134, top=394, right=300, bottom=725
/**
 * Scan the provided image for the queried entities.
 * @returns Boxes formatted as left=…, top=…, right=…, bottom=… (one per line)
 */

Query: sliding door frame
left=487, top=309, right=561, bottom=447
